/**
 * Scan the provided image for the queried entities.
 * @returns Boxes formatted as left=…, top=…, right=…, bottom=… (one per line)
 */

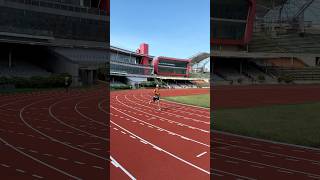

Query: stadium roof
left=189, top=52, right=210, bottom=64
left=256, top=0, right=289, bottom=18
left=53, top=47, right=108, bottom=64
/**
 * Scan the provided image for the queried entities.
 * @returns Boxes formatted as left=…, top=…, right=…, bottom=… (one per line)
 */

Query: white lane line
left=131, top=94, right=210, bottom=124
left=211, top=169, right=256, bottom=180
left=214, top=153, right=320, bottom=177
left=48, top=99, right=107, bottom=141
left=1, top=163, right=10, bottom=168
left=19, top=97, right=108, bottom=162
left=214, top=140, right=320, bottom=165
left=58, top=157, right=68, bottom=161
left=111, top=106, right=209, bottom=147
left=32, top=174, right=44, bottom=179
left=226, top=160, right=239, bottom=164
left=250, top=165, right=265, bottom=169
left=141, top=93, right=210, bottom=114
left=29, top=150, right=38, bottom=153
left=111, top=121, right=210, bottom=175
left=16, top=169, right=26, bottom=173
left=110, top=156, right=136, bottom=180
left=286, top=158, right=299, bottom=162
left=92, top=165, right=104, bottom=170
left=0, top=137, right=81, bottom=180
left=74, top=161, right=85, bottom=165
left=277, top=169, right=293, bottom=174
left=119, top=96, right=209, bottom=133
left=196, top=151, right=207, bottom=158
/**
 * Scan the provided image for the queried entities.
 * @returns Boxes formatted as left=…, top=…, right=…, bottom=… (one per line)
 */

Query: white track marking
left=214, top=153, right=320, bottom=177
left=213, top=140, right=320, bottom=164
left=110, top=156, right=136, bottom=180
left=48, top=98, right=107, bottom=141
left=142, top=93, right=210, bottom=114
left=211, top=169, right=256, bottom=180
left=0, top=137, right=81, bottom=179
left=196, top=151, right=207, bottom=158
left=131, top=94, right=209, bottom=124
left=116, top=95, right=209, bottom=133
left=111, top=121, right=210, bottom=175
left=73, top=98, right=138, bottom=179
left=19, top=97, right=108, bottom=160
left=110, top=105, right=209, bottom=147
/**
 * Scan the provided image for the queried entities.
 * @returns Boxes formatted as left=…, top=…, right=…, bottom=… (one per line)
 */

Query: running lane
left=110, top=88, right=210, bottom=179
left=0, top=86, right=109, bottom=179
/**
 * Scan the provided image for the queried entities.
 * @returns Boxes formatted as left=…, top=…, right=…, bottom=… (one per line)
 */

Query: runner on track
left=65, top=76, right=70, bottom=93
left=149, top=84, right=161, bottom=111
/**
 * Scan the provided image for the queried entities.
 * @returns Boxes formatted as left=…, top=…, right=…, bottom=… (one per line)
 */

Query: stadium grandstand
left=211, top=0, right=320, bottom=84
left=0, top=0, right=109, bottom=87
left=110, top=43, right=209, bottom=89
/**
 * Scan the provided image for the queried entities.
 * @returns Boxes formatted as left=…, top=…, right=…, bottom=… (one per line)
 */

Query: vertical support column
left=8, top=50, right=12, bottom=68
left=139, top=43, right=150, bottom=75
left=88, top=70, right=93, bottom=85
left=186, top=61, right=191, bottom=77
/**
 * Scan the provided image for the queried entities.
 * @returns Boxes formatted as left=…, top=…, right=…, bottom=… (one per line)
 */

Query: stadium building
left=110, top=43, right=209, bottom=89
left=0, top=0, right=109, bottom=86
left=211, top=0, right=320, bottom=84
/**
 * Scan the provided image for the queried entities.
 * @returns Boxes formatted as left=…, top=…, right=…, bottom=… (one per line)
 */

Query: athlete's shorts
left=153, top=95, right=160, bottom=102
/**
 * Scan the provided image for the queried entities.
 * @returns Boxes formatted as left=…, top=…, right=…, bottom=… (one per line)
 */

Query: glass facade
left=0, top=1, right=107, bottom=42
left=110, top=52, right=138, bottom=64
left=110, top=51, right=152, bottom=76
left=212, top=0, right=249, bottom=20
left=212, top=21, right=247, bottom=40
left=157, top=59, right=188, bottom=75
left=110, top=63, right=152, bottom=75
left=158, top=66, right=187, bottom=75
left=158, top=60, right=188, bottom=68
left=211, top=0, right=249, bottom=41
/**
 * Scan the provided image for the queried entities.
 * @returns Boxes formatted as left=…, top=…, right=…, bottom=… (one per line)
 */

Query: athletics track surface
left=1, top=85, right=320, bottom=179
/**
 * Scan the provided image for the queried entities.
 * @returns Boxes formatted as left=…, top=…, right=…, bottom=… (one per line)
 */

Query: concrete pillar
left=8, top=50, right=12, bottom=68
left=88, top=70, right=93, bottom=85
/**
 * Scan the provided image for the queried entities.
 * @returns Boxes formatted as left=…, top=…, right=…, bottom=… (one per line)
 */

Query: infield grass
left=163, top=93, right=320, bottom=148
left=163, top=94, right=210, bottom=108
left=214, top=103, right=320, bottom=148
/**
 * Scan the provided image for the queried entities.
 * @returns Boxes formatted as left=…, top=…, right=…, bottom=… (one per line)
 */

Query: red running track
left=0, top=86, right=111, bottom=179
left=110, top=88, right=210, bottom=179
left=212, top=85, right=320, bottom=179
left=110, top=87, right=320, bottom=179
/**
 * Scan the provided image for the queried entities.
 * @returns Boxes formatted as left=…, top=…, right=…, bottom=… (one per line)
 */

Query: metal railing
left=5, top=0, right=107, bottom=16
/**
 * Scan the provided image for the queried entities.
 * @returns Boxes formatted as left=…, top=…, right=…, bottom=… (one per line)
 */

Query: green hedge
left=110, top=84, right=131, bottom=90
left=278, top=75, right=293, bottom=84
left=0, top=73, right=72, bottom=89
left=140, top=81, right=157, bottom=87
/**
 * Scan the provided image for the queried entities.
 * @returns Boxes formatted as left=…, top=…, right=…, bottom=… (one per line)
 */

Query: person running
left=149, top=84, right=161, bottom=111
left=65, top=76, right=70, bottom=93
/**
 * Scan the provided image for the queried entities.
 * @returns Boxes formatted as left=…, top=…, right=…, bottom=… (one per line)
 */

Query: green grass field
left=164, top=94, right=210, bottom=108
left=164, top=94, right=320, bottom=148
left=214, top=103, right=320, bottom=148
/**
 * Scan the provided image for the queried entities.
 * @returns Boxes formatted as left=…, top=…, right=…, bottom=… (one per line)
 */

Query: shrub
left=278, top=75, right=293, bottom=84
left=140, top=81, right=157, bottom=87
left=1, top=73, right=72, bottom=89
left=257, top=75, right=265, bottom=82
left=110, top=84, right=131, bottom=90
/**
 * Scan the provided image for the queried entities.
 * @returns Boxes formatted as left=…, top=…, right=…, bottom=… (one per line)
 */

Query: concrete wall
left=46, top=52, right=80, bottom=86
